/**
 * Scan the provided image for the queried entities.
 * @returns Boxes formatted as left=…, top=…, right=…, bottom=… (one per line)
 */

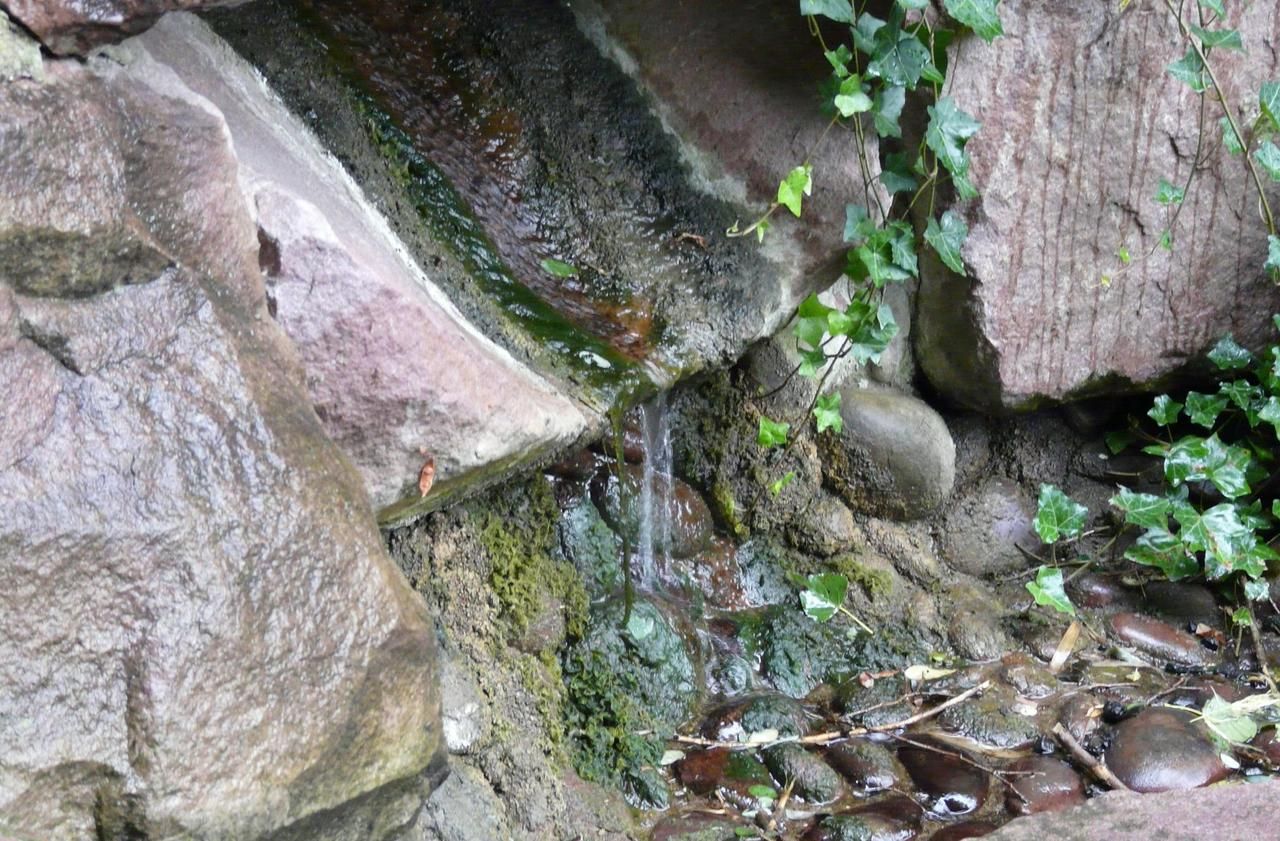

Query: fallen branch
left=672, top=680, right=992, bottom=750
left=1052, top=722, right=1133, bottom=792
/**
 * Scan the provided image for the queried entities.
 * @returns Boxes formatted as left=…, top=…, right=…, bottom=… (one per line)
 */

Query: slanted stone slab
left=131, top=14, right=590, bottom=517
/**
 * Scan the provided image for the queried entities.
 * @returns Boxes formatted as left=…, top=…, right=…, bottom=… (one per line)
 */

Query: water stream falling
left=633, top=392, right=673, bottom=591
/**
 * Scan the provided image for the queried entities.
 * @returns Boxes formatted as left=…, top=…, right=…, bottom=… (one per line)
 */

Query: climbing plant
left=743, top=0, right=1000, bottom=485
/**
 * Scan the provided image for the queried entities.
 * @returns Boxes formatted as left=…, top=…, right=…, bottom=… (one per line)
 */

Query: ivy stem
left=1162, top=0, right=1276, bottom=236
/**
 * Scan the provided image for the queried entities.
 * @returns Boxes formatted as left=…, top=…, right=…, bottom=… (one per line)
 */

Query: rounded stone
left=1105, top=708, right=1228, bottom=792
left=1066, top=573, right=1132, bottom=609
left=1000, top=653, right=1058, bottom=700
left=701, top=692, right=808, bottom=742
left=760, top=742, right=844, bottom=804
left=897, top=736, right=990, bottom=817
left=927, top=822, right=998, bottom=840
left=941, top=477, right=1038, bottom=576
left=818, top=386, right=956, bottom=520
left=801, top=799, right=919, bottom=841
left=1141, top=581, right=1221, bottom=629
left=825, top=739, right=907, bottom=793
left=1107, top=612, right=1215, bottom=667
left=835, top=675, right=911, bottom=729
left=939, top=686, right=1039, bottom=749
left=1005, top=755, right=1085, bottom=815
left=787, top=492, right=859, bottom=557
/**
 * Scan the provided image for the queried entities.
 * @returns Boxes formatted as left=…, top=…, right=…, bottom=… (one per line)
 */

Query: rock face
left=819, top=387, right=956, bottom=520
left=0, top=45, right=440, bottom=840
left=131, top=14, right=589, bottom=519
left=916, top=0, right=1280, bottom=411
left=1, top=0, right=236, bottom=55
left=574, top=0, right=885, bottom=316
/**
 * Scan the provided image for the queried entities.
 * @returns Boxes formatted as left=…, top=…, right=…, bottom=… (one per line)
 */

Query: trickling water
left=633, top=393, right=673, bottom=590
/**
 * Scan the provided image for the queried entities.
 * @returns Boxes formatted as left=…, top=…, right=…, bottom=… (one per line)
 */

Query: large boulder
left=130, top=14, right=590, bottom=520
left=0, top=0, right=236, bottom=55
left=0, top=44, right=440, bottom=840
left=916, top=0, right=1280, bottom=411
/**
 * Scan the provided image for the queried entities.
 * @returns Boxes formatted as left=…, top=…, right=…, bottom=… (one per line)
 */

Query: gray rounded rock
left=818, top=387, right=956, bottom=520
left=941, top=477, right=1038, bottom=577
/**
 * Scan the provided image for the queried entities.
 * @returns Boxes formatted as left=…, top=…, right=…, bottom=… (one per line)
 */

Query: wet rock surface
left=762, top=743, right=845, bottom=804
left=1005, top=756, right=1085, bottom=815
left=1107, top=612, right=1215, bottom=668
left=826, top=740, right=907, bottom=794
left=941, top=478, right=1038, bottom=577
left=897, top=737, right=989, bottom=817
left=135, top=14, right=591, bottom=519
left=1105, top=709, right=1228, bottom=793
left=4, top=0, right=235, bottom=55
left=594, top=465, right=714, bottom=559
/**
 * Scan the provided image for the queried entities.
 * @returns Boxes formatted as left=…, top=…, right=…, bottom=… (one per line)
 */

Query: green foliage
left=744, top=0, right=997, bottom=508
left=942, top=0, right=1003, bottom=42
left=540, top=257, right=578, bottom=277
left=1033, top=484, right=1088, bottom=544
left=800, top=572, right=849, bottom=622
left=1103, top=325, right=1280, bottom=601
left=1026, top=566, right=1075, bottom=616
left=479, top=477, right=588, bottom=640
left=777, top=164, right=813, bottom=217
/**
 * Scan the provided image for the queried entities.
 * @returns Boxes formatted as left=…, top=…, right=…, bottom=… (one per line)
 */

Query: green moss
left=710, top=478, right=749, bottom=539
left=831, top=555, right=894, bottom=600
left=476, top=476, right=588, bottom=641
left=513, top=651, right=569, bottom=766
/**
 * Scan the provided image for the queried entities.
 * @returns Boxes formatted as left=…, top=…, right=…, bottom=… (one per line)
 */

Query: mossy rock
left=759, top=608, right=930, bottom=699
left=557, top=493, right=622, bottom=597
left=760, top=743, right=843, bottom=804
left=562, top=597, right=702, bottom=789
left=834, top=675, right=911, bottom=729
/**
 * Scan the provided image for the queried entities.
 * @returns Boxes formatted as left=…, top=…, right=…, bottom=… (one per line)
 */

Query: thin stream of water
left=634, top=393, right=673, bottom=591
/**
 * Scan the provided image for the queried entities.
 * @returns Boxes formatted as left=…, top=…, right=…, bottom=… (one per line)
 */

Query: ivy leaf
left=834, top=76, right=873, bottom=117
left=1198, top=0, right=1225, bottom=17
left=925, top=211, right=969, bottom=276
left=879, top=151, right=918, bottom=194
left=853, top=13, right=887, bottom=54
left=1034, top=484, right=1088, bottom=544
left=925, top=97, right=981, bottom=177
left=1126, top=527, right=1198, bottom=580
left=1259, top=395, right=1280, bottom=436
left=1259, top=80, right=1280, bottom=131
left=1208, top=335, right=1253, bottom=370
left=777, top=164, right=813, bottom=217
left=1110, top=489, right=1171, bottom=530
left=867, top=28, right=932, bottom=88
left=540, top=258, right=579, bottom=277
left=1220, top=117, right=1245, bottom=155
left=769, top=471, right=797, bottom=497
left=1185, top=391, right=1229, bottom=428
left=800, top=0, right=854, bottom=23
left=1106, top=429, right=1135, bottom=454
left=1167, top=48, right=1207, bottom=92
left=1201, top=694, right=1259, bottom=745
left=847, top=303, right=899, bottom=364
left=825, top=44, right=853, bottom=77
left=1164, top=434, right=1252, bottom=499
left=1255, top=141, right=1280, bottom=182
left=886, top=220, right=918, bottom=276
left=794, top=293, right=834, bottom=351
left=873, top=85, right=907, bottom=138
left=1026, top=566, right=1075, bottom=616
left=1245, top=578, right=1271, bottom=602
left=943, top=0, right=1003, bottom=42
left=1268, top=235, right=1280, bottom=278
left=801, top=573, right=849, bottom=623
left=758, top=416, right=790, bottom=448
left=897, top=0, right=930, bottom=8
left=1155, top=179, right=1186, bottom=205
left=814, top=391, right=843, bottom=434
left=1174, top=501, right=1257, bottom=579
left=1190, top=25, right=1243, bottom=51
left=1148, top=394, right=1183, bottom=426
left=844, top=204, right=875, bottom=244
